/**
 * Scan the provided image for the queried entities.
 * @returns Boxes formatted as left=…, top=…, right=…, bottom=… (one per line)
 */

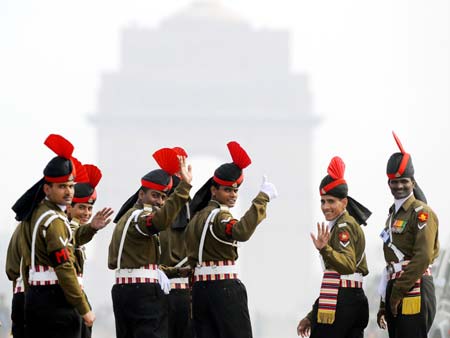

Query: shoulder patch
left=339, top=230, right=350, bottom=243
left=417, top=211, right=428, bottom=223
left=338, top=223, right=348, bottom=228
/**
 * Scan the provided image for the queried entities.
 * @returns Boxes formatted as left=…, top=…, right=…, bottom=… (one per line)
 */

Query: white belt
left=340, top=272, right=363, bottom=282
left=29, top=269, right=58, bottom=282
left=194, top=265, right=238, bottom=276
left=170, top=277, right=189, bottom=284
left=115, top=268, right=159, bottom=280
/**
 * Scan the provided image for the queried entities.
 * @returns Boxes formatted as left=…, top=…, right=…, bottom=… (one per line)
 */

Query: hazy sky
left=0, top=0, right=449, bottom=334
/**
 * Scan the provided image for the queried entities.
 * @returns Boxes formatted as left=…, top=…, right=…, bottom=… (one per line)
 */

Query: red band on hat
left=213, top=173, right=244, bottom=187
left=44, top=173, right=75, bottom=183
left=320, top=178, right=347, bottom=195
left=387, top=153, right=410, bottom=179
left=141, top=178, right=172, bottom=192
left=72, top=190, right=97, bottom=204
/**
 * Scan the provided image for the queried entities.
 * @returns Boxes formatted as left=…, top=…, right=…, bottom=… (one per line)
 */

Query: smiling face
left=320, top=195, right=348, bottom=221
left=67, top=203, right=93, bottom=224
left=211, top=185, right=239, bottom=208
left=44, top=181, right=74, bottom=205
left=388, top=177, right=415, bottom=199
left=139, top=189, right=167, bottom=208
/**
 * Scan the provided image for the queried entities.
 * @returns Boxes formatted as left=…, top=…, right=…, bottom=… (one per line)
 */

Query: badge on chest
left=391, top=219, right=407, bottom=233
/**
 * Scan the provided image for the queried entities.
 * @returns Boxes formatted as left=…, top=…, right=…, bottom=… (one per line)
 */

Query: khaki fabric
left=185, top=192, right=269, bottom=268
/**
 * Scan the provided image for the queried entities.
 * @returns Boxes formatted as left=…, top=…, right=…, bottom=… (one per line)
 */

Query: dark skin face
left=320, top=195, right=348, bottom=221
left=43, top=181, right=74, bottom=205
left=211, top=185, right=239, bottom=208
left=388, top=177, right=415, bottom=199
left=138, top=189, right=167, bottom=208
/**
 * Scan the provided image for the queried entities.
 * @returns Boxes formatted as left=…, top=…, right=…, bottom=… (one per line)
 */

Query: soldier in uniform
left=297, top=156, right=371, bottom=338
left=108, top=147, right=193, bottom=338
left=66, top=164, right=114, bottom=338
left=159, top=147, right=194, bottom=338
left=185, top=141, right=278, bottom=338
left=5, top=222, right=26, bottom=338
left=376, top=132, right=439, bottom=338
left=10, top=134, right=108, bottom=338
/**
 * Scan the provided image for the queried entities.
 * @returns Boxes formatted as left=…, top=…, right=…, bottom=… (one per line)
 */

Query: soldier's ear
left=138, top=189, right=145, bottom=202
left=342, top=197, right=348, bottom=209
left=210, top=185, right=217, bottom=198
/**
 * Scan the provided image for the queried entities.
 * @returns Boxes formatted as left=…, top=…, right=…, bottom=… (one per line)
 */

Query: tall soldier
left=185, top=141, right=278, bottom=338
left=159, top=147, right=194, bottom=338
left=11, top=134, right=101, bottom=338
left=297, top=156, right=371, bottom=338
left=108, top=148, right=193, bottom=338
left=5, top=222, right=26, bottom=338
left=377, top=132, right=439, bottom=338
left=66, top=163, right=114, bottom=338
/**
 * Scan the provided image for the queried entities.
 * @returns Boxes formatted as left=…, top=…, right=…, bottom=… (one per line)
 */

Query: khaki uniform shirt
left=6, top=222, right=24, bottom=290
left=382, top=195, right=439, bottom=302
left=159, top=204, right=190, bottom=278
left=108, top=180, right=192, bottom=269
left=24, top=199, right=90, bottom=315
left=319, top=211, right=368, bottom=276
left=70, top=219, right=97, bottom=275
left=185, top=192, right=269, bottom=268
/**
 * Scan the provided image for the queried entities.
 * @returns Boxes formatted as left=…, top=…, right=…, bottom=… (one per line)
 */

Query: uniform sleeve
left=390, top=207, right=438, bottom=302
left=74, top=223, right=97, bottom=246
left=319, top=226, right=357, bottom=275
left=213, top=192, right=269, bottom=242
left=136, top=180, right=192, bottom=235
left=45, top=218, right=90, bottom=315
left=6, top=224, right=22, bottom=282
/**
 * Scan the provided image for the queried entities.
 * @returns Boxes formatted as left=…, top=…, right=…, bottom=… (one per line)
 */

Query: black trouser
left=25, top=285, right=82, bottom=338
left=166, top=289, right=194, bottom=338
left=385, top=275, right=436, bottom=338
left=112, top=283, right=167, bottom=338
left=11, top=292, right=25, bottom=338
left=192, top=279, right=252, bottom=338
left=310, top=288, right=369, bottom=338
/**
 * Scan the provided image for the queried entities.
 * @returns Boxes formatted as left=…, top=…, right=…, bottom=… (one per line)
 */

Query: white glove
left=377, top=267, right=388, bottom=301
left=260, top=175, right=278, bottom=200
left=157, top=269, right=171, bottom=295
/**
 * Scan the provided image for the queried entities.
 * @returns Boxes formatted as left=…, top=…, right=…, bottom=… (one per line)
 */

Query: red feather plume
left=84, top=164, right=102, bottom=188
left=71, top=157, right=89, bottom=183
left=327, top=156, right=346, bottom=179
left=392, top=131, right=406, bottom=154
left=44, top=134, right=74, bottom=159
left=227, top=141, right=251, bottom=169
left=172, top=146, right=188, bottom=158
left=152, top=148, right=180, bottom=176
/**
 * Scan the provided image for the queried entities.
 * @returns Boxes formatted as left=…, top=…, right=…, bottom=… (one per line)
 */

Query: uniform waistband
left=390, top=263, right=432, bottom=280
left=115, top=264, right=159, bottom=285
left=170, top=277, right=189, bottom=289
left=29, top=265, right=84, bottom=287
left=194, top=260, right=238, bottom=282
left=339, top=272, right=364, bottom=288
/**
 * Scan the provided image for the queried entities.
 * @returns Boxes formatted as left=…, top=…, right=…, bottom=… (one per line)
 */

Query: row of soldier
left=5, top=132, right=439, bottom=338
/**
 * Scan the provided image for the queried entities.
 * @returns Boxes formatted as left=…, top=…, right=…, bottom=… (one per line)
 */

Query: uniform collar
left=44, top=197, right=67, bottom=212
left=393, top=192, right=414, bottom=213
left=327, top=210, right=347, bottom=230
